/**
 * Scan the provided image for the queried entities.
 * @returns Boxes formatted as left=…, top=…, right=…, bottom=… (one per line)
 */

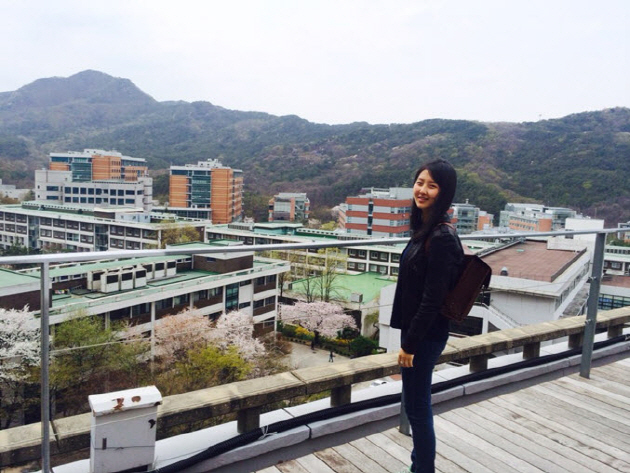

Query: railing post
left=580, top=231, right=606, bottom=379
left=40, top=262, right=51, bottom=473
left=331, top=385, right=351, bottom=406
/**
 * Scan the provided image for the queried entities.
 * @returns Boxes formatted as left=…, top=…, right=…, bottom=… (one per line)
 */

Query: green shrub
left=349, top=336, right=378, bottom=358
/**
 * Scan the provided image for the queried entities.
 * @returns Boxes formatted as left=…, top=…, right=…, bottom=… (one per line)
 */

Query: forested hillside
left=0, top=70, right=629, bottom=225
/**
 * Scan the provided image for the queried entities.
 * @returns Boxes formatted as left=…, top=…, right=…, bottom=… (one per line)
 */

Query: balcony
left=0, top=228, right=629, bottom=472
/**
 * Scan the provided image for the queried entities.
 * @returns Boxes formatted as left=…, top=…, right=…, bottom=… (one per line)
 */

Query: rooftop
left=482, top=240, right=584, bottom=282
left=290, top=272, right=396, bottom=304
left=602, top=274, right=630, bottom=289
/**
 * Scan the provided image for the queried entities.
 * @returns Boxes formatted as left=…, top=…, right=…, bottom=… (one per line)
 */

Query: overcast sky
left=1, top=0, right=628, bottom=125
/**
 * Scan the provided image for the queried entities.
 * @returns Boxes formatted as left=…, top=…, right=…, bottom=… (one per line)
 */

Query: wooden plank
left=381, top=428, right=468, bottom=473
left=255, top=467, right=282, bottom=473
left=594, top=362, right=630, bottom=383
left=435, top=452, right=469, bottom=473
left=365, top=432, right=412, bottom=464
left=438, top=411, right=545, bottom=473
left=294, top=454, right=336, bottom=473
left=533, top=382, right=630, bottom=427
left=314, top=447, right=364, bottom=473
left=510, top=384, right=630, bottom=448
left=331, top=443, right=388, bottom=473
left=381, top=427, right=413, bottom=450
left=557, top=376, right=630, bottom=412
left=571, top=371, right=630, bottom=398
left=442, top=406, right=567, bottom=472
left=275, top=459, right=311, bottom=473
left=349, top=437, right=407, bottom=472
left=471, top=402, right=588, bottom=472
left=434, top=422, right=512, bottom=473
left=435, top=435, right=497, bottom=473
left=490, top=395, right=629, bottom=472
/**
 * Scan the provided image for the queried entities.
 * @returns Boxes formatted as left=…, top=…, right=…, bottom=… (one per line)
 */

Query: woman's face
left=413, top=169, right=440, bottom=213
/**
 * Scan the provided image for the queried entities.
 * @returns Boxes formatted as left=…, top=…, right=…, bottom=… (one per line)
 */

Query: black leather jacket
left=390, top=220, right=464, bottom=353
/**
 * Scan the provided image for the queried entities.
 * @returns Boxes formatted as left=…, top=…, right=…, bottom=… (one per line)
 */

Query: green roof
left=290, top=272, right=396, bottom=304
left=0, top=268, right=40, bottom=288
left=22, top=255, right=188, bottom=279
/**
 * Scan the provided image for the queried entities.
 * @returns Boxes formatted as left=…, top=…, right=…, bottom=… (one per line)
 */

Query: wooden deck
left=254, top=357, right=630, bottom=473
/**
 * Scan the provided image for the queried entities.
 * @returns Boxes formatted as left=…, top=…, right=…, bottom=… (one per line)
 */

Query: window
left=253, top=299, right=264, bottom=309
left=238, top=302, right=251, bottom=309
left=239, top=280, right=251, bottom=286
left=225, top=283, right=239, bottom=310
left=264, top=296, right=276, bottom=306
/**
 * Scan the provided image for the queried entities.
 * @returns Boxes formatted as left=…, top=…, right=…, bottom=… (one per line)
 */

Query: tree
left=0, top=307, right=40, bottom=428
left=154, top=309, right=214, bottom=363
left=208, top=310, right=266, bottom=362
left=50, top=314, right=148, bottom=417
left=313, top=248, right=346, bottom=302
left=293, top=248, right=347, bottom=302
left=279, top=301, right=357, bottom=339
left=159, top=221, right=202, bottom=248
left=167, top=345, right=250, bottom=393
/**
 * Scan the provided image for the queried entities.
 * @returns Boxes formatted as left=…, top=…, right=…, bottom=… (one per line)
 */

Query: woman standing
left=390, top=159, right=464, bottom=473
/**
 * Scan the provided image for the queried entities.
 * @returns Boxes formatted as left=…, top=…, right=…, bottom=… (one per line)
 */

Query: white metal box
left=89, top=386, right=162, bottom=473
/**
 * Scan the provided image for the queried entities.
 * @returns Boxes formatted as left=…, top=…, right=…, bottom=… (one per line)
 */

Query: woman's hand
left=398, top=348, right=414, bottom=368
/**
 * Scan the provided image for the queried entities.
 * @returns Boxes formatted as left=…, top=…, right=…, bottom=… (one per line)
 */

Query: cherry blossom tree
left=279, top=301, right=357, bottom=338
left=209, top=310, right=266, bottom=362
left=0, top=307, right=40, bottom=428
left=154, top=309, right=214, bottom=362
left=0, top=307, right=40, bottom=383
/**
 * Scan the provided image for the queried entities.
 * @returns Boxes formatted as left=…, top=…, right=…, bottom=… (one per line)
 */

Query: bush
left=294, top=326, right=314, bottom=340
left=349, top=336, right=378, bottom=358
left=281, top=324, right=297, bottom=338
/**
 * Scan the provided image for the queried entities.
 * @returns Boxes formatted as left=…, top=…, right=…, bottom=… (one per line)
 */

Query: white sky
left=1, top=0, right=628, bottom=125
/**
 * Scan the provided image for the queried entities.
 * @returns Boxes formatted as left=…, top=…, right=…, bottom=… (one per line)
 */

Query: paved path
left=286, top=341, right=349, bottom=369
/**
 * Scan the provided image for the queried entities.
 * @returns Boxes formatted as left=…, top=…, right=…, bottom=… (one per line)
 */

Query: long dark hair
left=410, top=159, right=457, bottom=241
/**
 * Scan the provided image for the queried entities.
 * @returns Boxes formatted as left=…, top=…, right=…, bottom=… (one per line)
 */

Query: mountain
left=0, top=70, right=629, bottom=226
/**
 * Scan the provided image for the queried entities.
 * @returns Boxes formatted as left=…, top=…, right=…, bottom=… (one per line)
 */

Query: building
left=499, top=203, right=577, bottom=232
left=35, top=149, right=152, bottom=212
left=604, top=244, right=630, bottom=276
left=169, top=159, right=243, bottom=224
left=2, top=242, right=289, bottom=334
left=0, top=179, right=30, bottom=201
left=599, top=274, right=630, bottom=310
left=451, top=201, right=479, bottom=234
left=343, top=187, right=412, bottom=237
left=268, top=193, right=310, bottom=222
left=618, top=221, right=630, bottom=243
left=0, top=202, right=208, bottom=253
left=477, top=210, right=494, bottom=231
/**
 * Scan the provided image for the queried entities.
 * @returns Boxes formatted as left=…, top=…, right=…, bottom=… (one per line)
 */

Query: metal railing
left=0, top=227, right=625, bottom=472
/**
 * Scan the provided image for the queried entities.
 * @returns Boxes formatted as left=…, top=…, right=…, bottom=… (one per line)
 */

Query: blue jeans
left=401, top=338, right=447, bottom=473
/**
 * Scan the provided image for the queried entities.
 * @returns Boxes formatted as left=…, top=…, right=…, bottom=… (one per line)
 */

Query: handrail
left=0, top=227, right=625, bottom=266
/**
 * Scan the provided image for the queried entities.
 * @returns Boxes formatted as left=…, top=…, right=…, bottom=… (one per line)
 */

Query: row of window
left=0, top=224, right=27, bottom=234
left=0, top=213, right=27, bottom=223
left=47, top=186, right=144, bottom=196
